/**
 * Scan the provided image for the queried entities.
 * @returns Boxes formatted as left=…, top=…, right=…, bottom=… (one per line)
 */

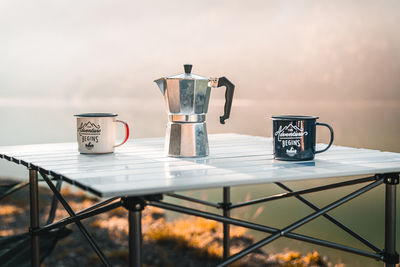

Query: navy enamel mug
left=271, top=115, right=334, bottom=161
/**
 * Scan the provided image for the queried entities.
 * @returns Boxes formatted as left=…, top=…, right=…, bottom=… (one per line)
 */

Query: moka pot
left=155, top=64, right=235, bottom=157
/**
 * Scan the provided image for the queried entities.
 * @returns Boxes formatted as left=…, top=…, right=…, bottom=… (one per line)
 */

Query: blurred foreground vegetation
left=0, top=179, right=342, bottom=266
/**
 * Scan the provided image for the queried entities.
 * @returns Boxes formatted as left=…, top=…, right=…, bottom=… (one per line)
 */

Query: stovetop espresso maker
left=155, top=64, right=235, bottom=157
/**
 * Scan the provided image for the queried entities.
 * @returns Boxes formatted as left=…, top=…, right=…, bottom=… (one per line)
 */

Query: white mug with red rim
left=75, top=113, right=129, bottom=154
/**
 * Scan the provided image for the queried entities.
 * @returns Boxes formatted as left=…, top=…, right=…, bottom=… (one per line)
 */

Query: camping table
left=0, top=134, right=399, bottom=267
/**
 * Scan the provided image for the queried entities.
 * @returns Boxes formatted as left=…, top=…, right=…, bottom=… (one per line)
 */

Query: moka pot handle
left=217, top=77, right=235, bottom=124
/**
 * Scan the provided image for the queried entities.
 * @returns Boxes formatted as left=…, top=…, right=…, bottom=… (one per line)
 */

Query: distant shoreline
left=0, top=96, right=399, bottom=109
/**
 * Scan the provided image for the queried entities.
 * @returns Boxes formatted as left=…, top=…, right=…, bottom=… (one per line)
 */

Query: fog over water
left=0, top=1, right=399, bottom=266
left=1, top=0, right=399, bottom=147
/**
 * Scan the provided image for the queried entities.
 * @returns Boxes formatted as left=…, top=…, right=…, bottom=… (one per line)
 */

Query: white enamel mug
left=75, top=113, right=130, bottom=154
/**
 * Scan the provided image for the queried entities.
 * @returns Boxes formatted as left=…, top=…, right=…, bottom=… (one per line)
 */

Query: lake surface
left=0, top=97, right=399, bottom=266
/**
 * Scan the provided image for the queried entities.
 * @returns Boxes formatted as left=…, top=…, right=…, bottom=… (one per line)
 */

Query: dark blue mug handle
left=315, top=122, right=334, bottom=154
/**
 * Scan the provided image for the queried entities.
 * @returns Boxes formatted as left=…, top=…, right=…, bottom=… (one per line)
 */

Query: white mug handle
left=114, top=120, right=130, bottom=147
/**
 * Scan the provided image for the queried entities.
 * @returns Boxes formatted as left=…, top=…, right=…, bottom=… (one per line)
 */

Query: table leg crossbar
left=216, top=178, right=384, bottom=266
left=39, top=172, right=112, bottom=267
left=162, top=174, right=399, bottom=266
left=46, top=179, right=62, bottom=225
left=275, top=181, right=382, bottom=253
left=229, top=175, right=377, bottom=209
left=36, top=199, right=122, bottom=235
left=27, top=170, right=155, bottom=267
left=166, top=193, right=221, bottom=208
left=0, top=180, right=29, bottom=202
left=26, top=169, right=398, bottom=267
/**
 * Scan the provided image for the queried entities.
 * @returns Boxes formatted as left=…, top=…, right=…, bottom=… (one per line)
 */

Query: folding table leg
left=29, top=169, right=40, bottom=267
left=222, top=187, right=231, bottom=260
left=384, top=174, right=399, bottom=267
left=123, top=197, right=145, bottom=267
left=129, top=209, right=142, bottom=267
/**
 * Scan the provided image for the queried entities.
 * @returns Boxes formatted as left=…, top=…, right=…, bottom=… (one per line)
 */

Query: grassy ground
left=0, top=178, right=340, bottom=266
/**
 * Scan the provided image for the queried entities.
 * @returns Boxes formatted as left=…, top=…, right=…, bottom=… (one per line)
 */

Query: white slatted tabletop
left=1, top=134, right=400, bottom=197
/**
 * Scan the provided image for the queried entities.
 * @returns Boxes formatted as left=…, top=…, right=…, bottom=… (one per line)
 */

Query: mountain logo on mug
left=78, top=121, right=101, bottom=136
left=274, top=124, right=308, bottom=142
left=85, top=142, right=94, bottom=150
left=78, top=121, right=101, bottom=145
left=286, top=147, right=297, bottom=157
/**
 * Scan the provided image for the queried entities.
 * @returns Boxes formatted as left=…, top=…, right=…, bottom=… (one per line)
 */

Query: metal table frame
left=22, top=168, right=398, bottom=267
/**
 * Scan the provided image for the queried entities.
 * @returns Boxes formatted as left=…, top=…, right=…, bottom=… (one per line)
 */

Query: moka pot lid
left=162, top=64, right=209, bottom=80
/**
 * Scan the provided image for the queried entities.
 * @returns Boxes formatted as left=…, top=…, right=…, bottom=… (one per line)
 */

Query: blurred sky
left=1, top=0, right=399, bottom=100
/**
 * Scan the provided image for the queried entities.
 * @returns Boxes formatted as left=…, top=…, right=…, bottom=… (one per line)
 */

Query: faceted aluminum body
left=156, top=77, right=211, bottom=115
left=164, top=122, right=209, bottom=157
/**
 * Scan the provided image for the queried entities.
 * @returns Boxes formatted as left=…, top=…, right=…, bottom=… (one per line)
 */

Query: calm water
left=0, top=98, right=399, bottom=266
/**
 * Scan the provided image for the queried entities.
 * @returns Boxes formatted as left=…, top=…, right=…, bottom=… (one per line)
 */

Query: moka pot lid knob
left=184, top=64, right=192, bottom=74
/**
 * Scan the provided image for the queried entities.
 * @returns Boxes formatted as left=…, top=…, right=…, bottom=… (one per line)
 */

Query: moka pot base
left=165, top=121, right=209, bottom=158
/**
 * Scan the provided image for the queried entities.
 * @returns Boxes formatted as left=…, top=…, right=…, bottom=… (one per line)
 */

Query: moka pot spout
left=154, top=78, right=166, bottom=95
